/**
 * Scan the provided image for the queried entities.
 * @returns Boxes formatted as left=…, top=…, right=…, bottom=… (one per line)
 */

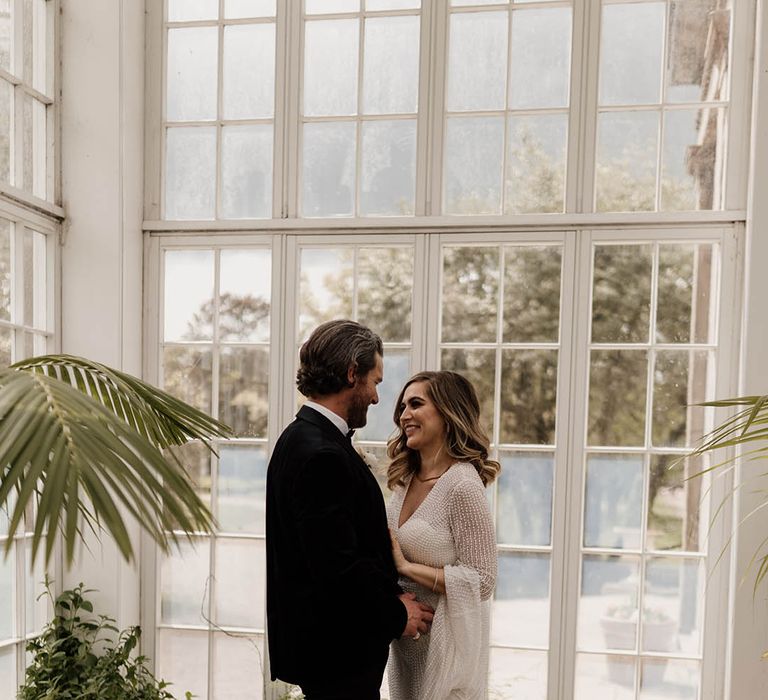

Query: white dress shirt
left=303, top=400, right=350, bottom=437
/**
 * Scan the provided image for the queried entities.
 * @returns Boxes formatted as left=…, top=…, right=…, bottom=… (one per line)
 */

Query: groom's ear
left=346, top=363, right=358, bottom=387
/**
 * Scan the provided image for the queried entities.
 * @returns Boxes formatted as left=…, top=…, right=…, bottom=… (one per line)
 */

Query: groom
left=266, top=320, right=433, bottom=700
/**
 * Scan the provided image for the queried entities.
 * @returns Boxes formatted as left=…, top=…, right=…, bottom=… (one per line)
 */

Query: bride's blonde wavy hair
left=386, top=371, right=500, bottom=490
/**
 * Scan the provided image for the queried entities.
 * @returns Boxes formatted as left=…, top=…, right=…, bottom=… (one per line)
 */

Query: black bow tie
left=346, top=429, right=355, bottom=441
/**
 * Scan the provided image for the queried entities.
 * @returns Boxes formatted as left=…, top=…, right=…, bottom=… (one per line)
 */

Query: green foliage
left=19, top=581, right=190, bottom=700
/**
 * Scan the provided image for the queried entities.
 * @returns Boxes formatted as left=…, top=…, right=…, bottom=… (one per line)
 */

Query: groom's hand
left=398, top=592, right=434, bottom=639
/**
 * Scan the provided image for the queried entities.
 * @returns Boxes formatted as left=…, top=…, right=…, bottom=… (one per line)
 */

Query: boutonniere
left=355, top=446, right=380, bottom=470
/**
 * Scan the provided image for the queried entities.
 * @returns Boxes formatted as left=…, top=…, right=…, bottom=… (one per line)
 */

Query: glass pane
left=0, top=80, right=10, bottom=185
left=357, top=247, right=414, bottom=341
left=662, top=107, right=724, bottom=211
left=509, top=7, right=571, bottom=109
left=497, top=452, right=553, bottom=546
left=489, top=648, right=548, bottom=700
left=600, top=2, right=664, bottom=105
left=213, top=633, right=264, bottom=699
left=592, top=244, right=653, bottom=343
left=222, top=124, right=273, bottom=219
left=440, top=348, right=496, bottom=437
left=357, top=349, right=410, bottom=442
left=25, top=538, right=48, bottom=635
left=302, top=121, right=356, bottom=216
left=657, top=244, right=709, bottom=343
left=217, top=444, right=268, bottom=534
left=493, top=552, right=550, bottom=647
left=363, top=16, right=419, bottom=114
left=0, top=648, right=15, bottom=700
left=503, top=245, right=561, bottom=342
left=306, top=0, right=360, bottom=12
left=304, top=19, right=359, bottom=116
left=32, top=98, right=46, bottom=198
left=575, top=653, right=636, bottom=698
left=500, top=349, right=558, bottom=445
left=225, top=0, right=276, bottom=18
left=366, top=0, right=420, bottom=8
left=0, top=0, right=9, bottom=71
left=578, top=554, right=641, bottom=651
left=299, top=248, right=353, bottom=339
left=447, top=11, right=507, bottom=111
left=441, top=246, right=499, bottom=342
left=0, top=327, right=9, bottom=365
left=0, top=219, right=9, bottom=321
left=164, top=250, right=215, bottom=341
left=588, top=350, right=648, bottom=447
left=168, top=0, right=218, bottom=21
left=160, top=539, right=210, bottom=625
left=666, top=0, right=729, bottom=103
left=215, top=539, right=265, bottom=629
left=22, top=0, right=31, bottom=83
left=157, top=629, right=209, bottom=700
left=219, top=346, right=270, bottom=437
left=165, top=127, right=217, bottom=220
left=23, top=229, right=45, bottom=329
left=223, top=24, right=275, bottom=119
left=360, top=119, right=416, bottom=216
left=452, top=0, right=506, bottom=5
left=596, top=111, right=659, bottom=212
left=163, top=346, right=213, bottom=414
left=640, top=658, right=700, bottom=698
left=444, top=116, right=504, bottom=214
left=220, top=249, right=272, bottom=343
left=166, top=27, right=218, bottom=121
left=165, top=441, right=212, bottom=511
left=505, top=114, right=567, bottom=214
left=653, top=350, right=711, bottom=448
left=647, top=454, right=703, bottom=553
left=0, top=545, right=14, bottom=638
left=584, top=454, right=644, bottom=549
left=22, top=93, right=32, bottom=192
left=643, top=557, right=703, bottom=655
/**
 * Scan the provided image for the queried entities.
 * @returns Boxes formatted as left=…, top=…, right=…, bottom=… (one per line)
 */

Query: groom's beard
left=347, top=389, right=371, bottom=429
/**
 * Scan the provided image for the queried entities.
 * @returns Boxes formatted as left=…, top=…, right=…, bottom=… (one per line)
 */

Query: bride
left=386, top=371, right=499, bottom=699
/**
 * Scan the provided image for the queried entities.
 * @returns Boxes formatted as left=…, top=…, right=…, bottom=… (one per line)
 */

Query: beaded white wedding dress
left=386, top=462, right=497, bottom=700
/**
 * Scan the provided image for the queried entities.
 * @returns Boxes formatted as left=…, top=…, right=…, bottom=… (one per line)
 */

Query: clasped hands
left=399, top=591, right=434, bottom=641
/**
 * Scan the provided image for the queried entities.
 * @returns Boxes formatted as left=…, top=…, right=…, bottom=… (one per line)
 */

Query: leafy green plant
left=0, top=355, right=233, bottom=565
left=19, top=580, right=191, bottom=699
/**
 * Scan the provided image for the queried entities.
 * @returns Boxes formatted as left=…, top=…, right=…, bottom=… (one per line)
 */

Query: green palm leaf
left=1, top=355, right=234, bottom=565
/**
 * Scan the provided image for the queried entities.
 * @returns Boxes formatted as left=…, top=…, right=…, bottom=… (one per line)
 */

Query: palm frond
left=1, top=355, right=234, bottom=565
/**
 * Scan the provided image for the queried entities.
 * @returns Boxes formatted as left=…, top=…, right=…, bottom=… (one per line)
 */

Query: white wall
left=58, top=0, right=145, bottom=629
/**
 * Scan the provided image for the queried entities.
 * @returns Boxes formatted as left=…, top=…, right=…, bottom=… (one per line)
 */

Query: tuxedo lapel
left=296, top=405, right=368, bottom=468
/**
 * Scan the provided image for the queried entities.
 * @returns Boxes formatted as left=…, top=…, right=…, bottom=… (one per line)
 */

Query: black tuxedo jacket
left=266, top=405, right=407, bottom=686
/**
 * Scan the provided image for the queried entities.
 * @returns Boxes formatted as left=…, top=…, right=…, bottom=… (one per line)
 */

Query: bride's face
left=399, top=381, right=446, bottom=454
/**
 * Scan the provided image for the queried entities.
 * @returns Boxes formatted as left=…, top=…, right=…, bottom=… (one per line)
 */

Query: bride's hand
left=389, top=529, right=409, bottom=575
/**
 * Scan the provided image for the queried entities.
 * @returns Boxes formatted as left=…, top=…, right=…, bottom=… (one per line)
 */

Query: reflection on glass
left=358, top=350, right=409, bottom=442
left=165, top=126, right=217, bottom=220
left=441, top=348, right=496, bottom=437
left=357, top=247, right=413, bottom=342
left=157, top=629, right=209, bottom=700
left=596, top=111, right=659, bottom=212
left=223, top=24, right=275, bottom=120
left=497, top=452, right=553, bottom=546
left=578, top=555, right=640, bottom=652
left=588, top=350, right=648, bottom=447
left=305, top=0, right=359, bottom=12
left=0, top=80, right=10, bottom=185
left=22, top=93, right=31, bottom=192
left=215, top=539, right=265, bottom=629
left=0, top=326, right=9, bottom=365
left=360, top=119, right=416, bottom=216
left=0, top=545, right=14, bottom=639
left=219, top=249, right=271, bottom=342
left=302, top=121, right=356, bottom=217
left=441, top=246, right=499, bottom=342
left=0, top=648, right=15, bottom=700
left=163, top=346, right=213, bottom=414
left=168, top=0, right=218, bottom=21
left=639, top=657, right=700, bottom=698
left=489, top=648, right=548, bottom=700
left=509, top=6, right=571, bottom=109
left=299, top=248, right=353, bottom=339
left=217, top=444, right=267, bottom=534
left=0, top=219, right=9, bottom=321
left=644, top=557, right=702, bottom=655
left=575, top=653, right=636, bottom=698
left=165, top=442, right=212, bottom=524
left=225, top=0, right=276, bottom=18
left=599, top=2, right=664, bottom=105
left=500, top=349, right=558, bottom=445
left=164, top=250, right=214, bottom=341
left=505, top=114, right=567, bottom=214
left=493, top=552, right=550, bottom=647
left=503, top=245, right=561, bottom=342
left=362, top=16, right=419, bottom=115
left=166, top=27, right=218, bottom=122
left=25, top=539, right=47, bottom=635
left=367, top=0, right=421, bottom=10
left=160, top=539, right=210, bottom=625
left=584, top=454, right=643, bottom=549
left=304, top=19, right=359, bottom=117
left=443, top=116, right=504, bottom=215
left=213, top=633, right=264, bottom=700
left=23, top=229, right=45, bottom=329
left=592, top=245, right=653, bottom=343
left=219, top=347, right=269, bottom=437
left=447, top=11, right=507, bottom=111
left=0, top=1, right=10, bottom=71
left=647, top=455, right=703, bottom=553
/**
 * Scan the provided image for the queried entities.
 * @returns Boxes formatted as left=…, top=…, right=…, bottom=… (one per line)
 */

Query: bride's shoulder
left=445, top=462, right=483, bottom=485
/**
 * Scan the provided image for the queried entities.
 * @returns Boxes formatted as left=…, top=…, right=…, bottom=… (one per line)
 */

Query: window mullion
left=426, top=0, right=447, bottom=217
left=577, top=0, right=601, bottom=214
left=284, top=0, right=302, bottom=219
